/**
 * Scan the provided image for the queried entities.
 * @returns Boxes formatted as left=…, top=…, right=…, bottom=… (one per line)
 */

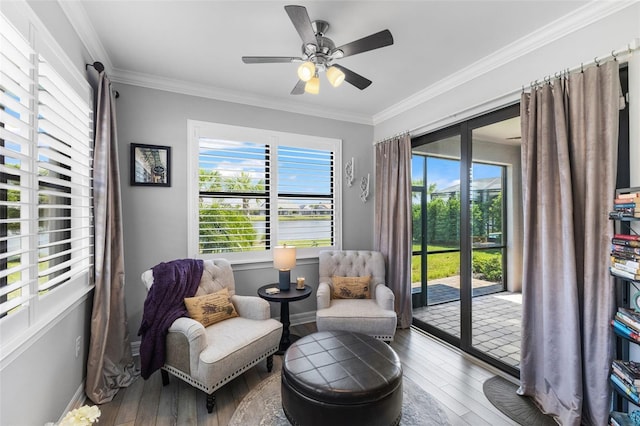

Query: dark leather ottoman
left=281, top=330, right=403, bottom=426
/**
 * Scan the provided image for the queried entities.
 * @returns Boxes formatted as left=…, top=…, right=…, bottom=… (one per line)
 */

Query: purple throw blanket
left=138, top=259, right=204, bottom=379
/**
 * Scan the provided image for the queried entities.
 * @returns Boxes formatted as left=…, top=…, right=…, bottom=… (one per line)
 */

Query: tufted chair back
left=141, top=258, right=235, bottom=296
left=319, top=250, right=386, bottom=299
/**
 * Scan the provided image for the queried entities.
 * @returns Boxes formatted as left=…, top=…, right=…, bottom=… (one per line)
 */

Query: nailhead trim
left=162, top=345, right=279, bottom=394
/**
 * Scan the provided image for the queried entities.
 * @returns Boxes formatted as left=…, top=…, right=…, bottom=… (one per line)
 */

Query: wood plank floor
left=96, top=324, right=519, bottom=425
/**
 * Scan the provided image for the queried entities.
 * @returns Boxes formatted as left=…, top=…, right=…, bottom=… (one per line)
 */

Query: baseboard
left=289, top=311, right=316, bottom=326
left=131, top=340, right=141, bottom=357
left=57, top=382, right=86, bottom=422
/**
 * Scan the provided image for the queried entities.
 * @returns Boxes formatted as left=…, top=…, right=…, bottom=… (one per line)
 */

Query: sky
left=200, top=138, right=501, bottom=197
left=412, top=155, right=502, bottom=192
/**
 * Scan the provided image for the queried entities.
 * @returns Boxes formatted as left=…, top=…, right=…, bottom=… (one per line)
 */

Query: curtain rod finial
left=86, top=61, right=105, bottom=73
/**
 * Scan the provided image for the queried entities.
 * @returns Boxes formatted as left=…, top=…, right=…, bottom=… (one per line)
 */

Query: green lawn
left=411, top=245, right=502, bottom=283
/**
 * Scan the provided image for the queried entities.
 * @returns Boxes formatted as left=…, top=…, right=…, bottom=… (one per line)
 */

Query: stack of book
left=610, top=411, right=634, bottom=426
left=611, top=233, right=640, bottom=281
left=611, top=358, right=640, bottom=404
left=611, top=307, right=640, bottom=343
left=610, top=192, right=640, bottom=219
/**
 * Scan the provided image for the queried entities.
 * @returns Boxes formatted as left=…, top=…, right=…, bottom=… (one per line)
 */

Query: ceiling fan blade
left=335, top=30, right=393, bottom=58
left=242, top=56, right=300, bottom=64
left=332, top=65, right=372, bottom=90
left=291, top=79, right=306, bottom=95
left=284, top=5, right=317, bottom=46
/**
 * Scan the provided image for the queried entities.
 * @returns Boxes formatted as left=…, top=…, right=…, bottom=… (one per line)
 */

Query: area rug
left=483, top=376, right=557, bottom=425
left=229, top=373, right=451, bottom=425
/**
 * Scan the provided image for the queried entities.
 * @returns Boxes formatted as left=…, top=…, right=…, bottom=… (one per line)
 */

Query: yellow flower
left=59, top=405, right=101, bottom=426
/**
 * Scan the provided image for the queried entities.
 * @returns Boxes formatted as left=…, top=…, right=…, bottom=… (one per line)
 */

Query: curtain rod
left=401, top=39, right=639, bottom=140
left=527, top=39, right=640, bottom=90
left=374, top=130, right=410, bottom=145
left=85, top=61, right=120, bottom=99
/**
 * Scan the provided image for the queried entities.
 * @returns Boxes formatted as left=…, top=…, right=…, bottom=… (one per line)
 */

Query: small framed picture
left=130, top=143, right=171, bottom=187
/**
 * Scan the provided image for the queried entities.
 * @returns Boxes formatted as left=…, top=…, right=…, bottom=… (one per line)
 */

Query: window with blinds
left=189, top=121, right=341, bottom=260
left=276, top=146, right=334, bottom=247
left=0, top=12, right=92, bottom=324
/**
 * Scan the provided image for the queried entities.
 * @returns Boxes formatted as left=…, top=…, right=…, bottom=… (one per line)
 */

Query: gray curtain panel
left=519, top=60, right=622, bottom=425
left=86, top=73, right=138, bottom=404
left=374, top=133, right=413, bottom=329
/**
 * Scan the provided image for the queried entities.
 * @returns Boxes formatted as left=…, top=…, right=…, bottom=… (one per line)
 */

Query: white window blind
left=189, top=121, right=341, bottom=261
left=0, top=11, right=93, bottom=326
left=276, top=146, right=334, bottom=247
left=37, top=58, right=93, bottom=293
left=198, top=139, right=270, bottom=253
left=0, top=13, right=36, bottom=318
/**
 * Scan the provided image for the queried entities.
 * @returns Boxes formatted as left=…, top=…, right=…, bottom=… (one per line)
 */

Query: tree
left=197, top=171, right=269, bottom=252
left=199, top=201, right=257, bottom=253
left=488, top=192, right=502, bottom=234
left=199, top=169, right=223, bottom=192
left=225, top=172, right=264, bottom=212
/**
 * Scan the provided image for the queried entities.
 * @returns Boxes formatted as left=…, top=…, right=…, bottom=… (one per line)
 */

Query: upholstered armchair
left=141, top=258, right=282, bottom=413
left=316, top=250, right=397, bottom=341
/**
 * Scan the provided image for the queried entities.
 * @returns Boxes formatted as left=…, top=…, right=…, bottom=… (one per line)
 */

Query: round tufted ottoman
left=281, top=330, right=403, bottom=426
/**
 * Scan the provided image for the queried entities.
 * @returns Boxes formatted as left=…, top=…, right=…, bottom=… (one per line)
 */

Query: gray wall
left=113, top=83, right=375, bottom=341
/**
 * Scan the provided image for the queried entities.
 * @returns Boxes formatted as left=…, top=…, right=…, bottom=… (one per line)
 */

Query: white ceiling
left=63, top=1, right=595, bottom=124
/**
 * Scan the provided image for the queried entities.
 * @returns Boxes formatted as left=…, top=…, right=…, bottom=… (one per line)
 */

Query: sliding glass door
left=411, top=104, right=522, bottom=376
left=412, top=134, right=462, bottom=337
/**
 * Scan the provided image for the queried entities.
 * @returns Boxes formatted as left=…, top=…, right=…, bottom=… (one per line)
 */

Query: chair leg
left=161, top=369, right=170, bottom=386
left=206, top=392, right=216, bottom=413
left=267, top=354, right=274, bottom=372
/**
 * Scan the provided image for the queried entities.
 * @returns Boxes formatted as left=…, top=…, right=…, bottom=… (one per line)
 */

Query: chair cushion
left=332, top=275, right=371, bottom=299
left=316, top=299, right=397, bottom=338
left=196, top=317, right=282, bottom=388
left=184, top=287, right=239, bottom=327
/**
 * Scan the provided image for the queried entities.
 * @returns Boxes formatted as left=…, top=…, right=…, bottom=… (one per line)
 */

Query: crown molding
left=58, top=0, right=371, bottom=125
left=110, top=68, right=373, bottom=125
left=372, top=0, right=638, bottom=125
left=57, top=0, right=113, bottom=74
left=60, top=0, right=635, bottom=127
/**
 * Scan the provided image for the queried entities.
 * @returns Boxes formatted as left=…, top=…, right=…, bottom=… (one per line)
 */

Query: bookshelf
left=610, top=187, right=640, bottom=421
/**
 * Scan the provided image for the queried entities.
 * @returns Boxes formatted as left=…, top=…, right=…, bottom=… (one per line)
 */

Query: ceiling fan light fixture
left=326, top=66, right=345, bottom=87
left=304, top=75, right=320, bottom=94
left=297, top=61, right=316, bottom=82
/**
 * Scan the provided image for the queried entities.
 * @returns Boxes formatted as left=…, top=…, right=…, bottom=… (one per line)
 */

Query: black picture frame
left=130, top=143, right=171, bottom=187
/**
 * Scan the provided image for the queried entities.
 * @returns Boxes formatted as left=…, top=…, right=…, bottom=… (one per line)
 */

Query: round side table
left=258, top=284, right=312, bottom=354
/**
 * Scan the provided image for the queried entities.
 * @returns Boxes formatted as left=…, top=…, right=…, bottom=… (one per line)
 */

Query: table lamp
left=274, top=245, right=296, bottom=291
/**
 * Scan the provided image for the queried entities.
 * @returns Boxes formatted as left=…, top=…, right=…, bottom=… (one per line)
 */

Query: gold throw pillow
left=332, top=275, right=371, bottom=299
left=184, top=287, right=238, bottom=327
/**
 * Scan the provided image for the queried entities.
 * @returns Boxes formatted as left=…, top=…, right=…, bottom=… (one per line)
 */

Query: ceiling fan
left=241, top=5, right=394, bottom=95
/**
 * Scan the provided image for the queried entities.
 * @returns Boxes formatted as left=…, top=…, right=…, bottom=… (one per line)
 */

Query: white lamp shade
left=297, top=62, right=316, bottom=82
left=326, top=66, right=345, bottom=87
left=304, top=76, right=320, bottom=94
left=273, top=245, right=296, bottom=270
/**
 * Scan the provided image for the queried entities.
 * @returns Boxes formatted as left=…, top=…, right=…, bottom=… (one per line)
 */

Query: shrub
left=472, top=251, right=503, bottom=282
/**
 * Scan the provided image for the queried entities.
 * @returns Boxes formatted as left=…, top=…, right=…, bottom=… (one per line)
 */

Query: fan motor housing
left=302, top=21, right=338, bottom=69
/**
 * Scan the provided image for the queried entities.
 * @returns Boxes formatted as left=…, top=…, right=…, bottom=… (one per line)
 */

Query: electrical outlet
left=75, top=336, right=81, bottom=358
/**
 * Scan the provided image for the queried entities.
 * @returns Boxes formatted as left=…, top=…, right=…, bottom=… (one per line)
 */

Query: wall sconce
left=345, top=157, right=355, bottom=187
left=360, top=174, right=370, bottom=203
left=273, top=244, right=296, bottom=290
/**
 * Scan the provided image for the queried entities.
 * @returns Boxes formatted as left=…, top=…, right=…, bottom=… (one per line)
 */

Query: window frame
left=0, top=8, right=93, bottom=353
left=187, top=120, right=342, bottom=263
